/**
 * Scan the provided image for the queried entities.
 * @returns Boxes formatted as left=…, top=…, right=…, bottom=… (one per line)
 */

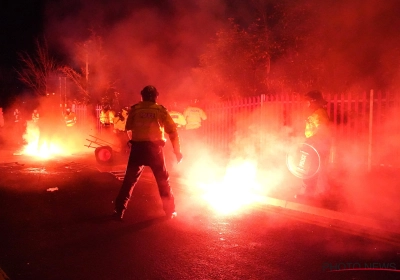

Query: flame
left=20, top=121, right=69, bottom=159
left=199, top=160, right=263, bottom=215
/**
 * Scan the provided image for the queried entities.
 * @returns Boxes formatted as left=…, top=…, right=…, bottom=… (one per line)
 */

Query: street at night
left=2, top=1, right=400, bottom=279
left=0, top=150, right=399, bottom=280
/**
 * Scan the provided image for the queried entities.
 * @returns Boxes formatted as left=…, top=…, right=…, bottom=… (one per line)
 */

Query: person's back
left=113, top=85, right=182, bottom=221
left=127, top=101, right=175, bottom=142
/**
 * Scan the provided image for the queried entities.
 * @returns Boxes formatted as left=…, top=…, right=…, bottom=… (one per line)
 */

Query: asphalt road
left=1, top=152, right=400, bottom=280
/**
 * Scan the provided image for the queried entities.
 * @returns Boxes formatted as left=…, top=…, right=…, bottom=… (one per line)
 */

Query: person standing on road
left=64, top=107, right=77, bottom=127
left=99, top=104, right=115, bottom=136
left=296, top=90, right=331, bottom=199
left=32, top=109, right=40, bottom=124
left=113, top=85, right=183, bottom=220
left=13, top=108, right=24, bottom=145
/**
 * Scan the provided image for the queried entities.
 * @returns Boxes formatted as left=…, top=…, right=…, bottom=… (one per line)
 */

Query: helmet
left=141, top=85, right=159, bottom=101
left=304, top=90, right=327, bottom=105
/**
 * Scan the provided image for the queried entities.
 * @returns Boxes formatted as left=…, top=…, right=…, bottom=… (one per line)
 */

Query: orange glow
left=199, top=160, right=263, bottom=215
left=20, top=121, right=69, bottom=159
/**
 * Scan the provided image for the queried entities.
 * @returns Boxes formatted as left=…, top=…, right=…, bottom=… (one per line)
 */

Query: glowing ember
left=20, top=121, right=69, bottom=159
left=200, top=160, right=263, bottom=215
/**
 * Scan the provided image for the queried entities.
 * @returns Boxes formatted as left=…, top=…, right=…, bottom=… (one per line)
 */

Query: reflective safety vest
left=113, top=109, right=129, bottom=132
left=65, top=112, right=77, bottom=127
left=305, top=108, right=330, bottom=138
left=169, top=111, right=186, bottom=128
left=14, top=110, right=20, bottom=123
left=100, top=110, right=115, bottom=125
left=32, top=112, right=39, bottom=123
left=183, top=106, right=207, bottom=130
left=125, top=101, right=180, bottom=153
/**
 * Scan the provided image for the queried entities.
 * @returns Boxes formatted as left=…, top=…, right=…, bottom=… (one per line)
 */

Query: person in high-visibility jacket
left=183, top=100, right=207, bottom=130
left=32, top=109, right=39, bottom=123
left=13, top=108, right=24, bottom=144
left=169, top=110, right=186, bottom=128
left=99, top=105, right=115, bottom=126
left=113, top=107, right=130, bottom=152
left=64, top=108, right=77, bottom=127
left=296, top=90, right=331, bottom=199
left=113, top=85, right=183, bottom=220
left=113, top=107, right=129, bottom=132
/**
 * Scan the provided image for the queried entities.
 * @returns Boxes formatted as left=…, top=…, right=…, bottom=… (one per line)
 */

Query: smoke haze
left=7, top=0, right=394, bottom=234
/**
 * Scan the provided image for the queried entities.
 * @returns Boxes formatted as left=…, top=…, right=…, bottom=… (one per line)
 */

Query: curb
left=259, top=196, right=400, bottom=245
left=172, top=177, right=400, bottom=244
left=261, top=196, right=381, bottom=230
left=95, top=166, right=400, bottom=244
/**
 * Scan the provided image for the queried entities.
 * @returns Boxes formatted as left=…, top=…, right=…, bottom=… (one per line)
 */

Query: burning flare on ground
left=19, top=121, right=69, bottom=159
left=200, top=160, right=263, bottom=215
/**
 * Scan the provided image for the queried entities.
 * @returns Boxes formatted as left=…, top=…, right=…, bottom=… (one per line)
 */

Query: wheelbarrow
left=85, top=135, right=124, bottom=165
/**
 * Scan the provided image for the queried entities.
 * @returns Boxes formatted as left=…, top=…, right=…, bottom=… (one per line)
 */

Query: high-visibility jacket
left=305, top=107, right=331, bottom=155
left=305, top=108, right=330, bottom=139
left=100, top=109, right=115, bottom=125
left=169, top=111, right=186, bottom=128
left=14, top=110, right=20, bottom=123
left=113, top=109, right=129, bottom=132
left=126, top=101, right=181, bottom=154
left=32, top=112, right=39, bottom=123
left=65, top=112, right=77, bottom=127
left=183, top=106, right=207, bottom=130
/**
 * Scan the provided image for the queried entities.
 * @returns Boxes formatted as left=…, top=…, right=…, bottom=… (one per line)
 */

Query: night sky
left=0, top=0, right=253, bottom=106
left=1, top=1, right=44, bottom=65
left=1, top=0, right=44, bottom=105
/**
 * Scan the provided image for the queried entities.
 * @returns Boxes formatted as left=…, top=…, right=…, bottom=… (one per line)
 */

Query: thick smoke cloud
left=43, top=0, right=230, bottom=105
left=36, top=0, right=400, bottom=229
left=42, top=0, right=400, bottom=99
left=319, top=0, right=400, bottom=91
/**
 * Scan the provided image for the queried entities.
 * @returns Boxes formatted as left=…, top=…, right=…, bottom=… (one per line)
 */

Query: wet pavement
left=1, top=148, right=400, bottom=279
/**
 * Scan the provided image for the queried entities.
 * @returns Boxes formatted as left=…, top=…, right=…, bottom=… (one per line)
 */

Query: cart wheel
left=95, top=146, right=113, bottom=164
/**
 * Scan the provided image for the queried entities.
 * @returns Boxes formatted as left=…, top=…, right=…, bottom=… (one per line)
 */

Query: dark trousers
left=115, top=141, right=175, bottom=214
